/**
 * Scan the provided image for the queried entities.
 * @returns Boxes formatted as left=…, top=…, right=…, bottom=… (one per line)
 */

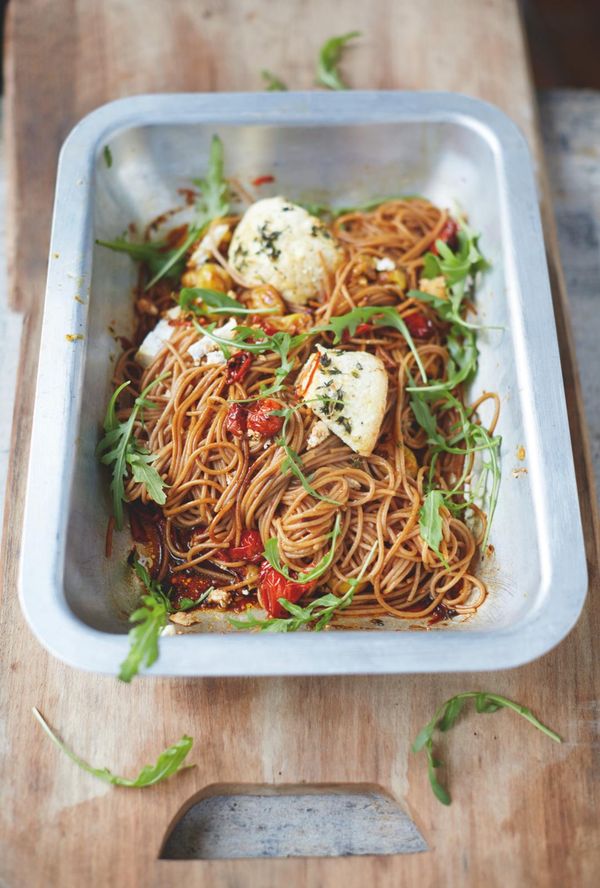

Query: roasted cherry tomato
left=404, top=311, right=434, bottom=339
left=226, top=352, right=253, bottom=384
left=257, top=562, right=314, bottom=618
left=246, top=399, right=284, bottom=437
left=226, top=403, right=247, bottom=438
left=431, top=218, right=459, bottom=254
left=222, top=529, right=264, bottom=564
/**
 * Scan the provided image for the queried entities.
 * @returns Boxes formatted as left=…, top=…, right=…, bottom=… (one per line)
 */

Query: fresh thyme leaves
left=419, top=490, right=445, bottom=560
left=412, top=692, right=561, bottom=805
left=316, top=31, right=361, bottom=90
left=96, top=235, right=187, bottom=283
left=118, top=553, right=172, bottom=683
left=103, top=145, right=113, bottom=168
left=264, top=513, right=342, bottom=584
left=261, top=69, right=288, bottom=91
left=230, top=541, right=377, bottom=632
left=179, top=287, right=276, bottom=317
left=315, top=305, right=427, bottom=382
left=33, top=708, right=193, bottom=787
left=96, top=376, right=167, bottom=530
left=145, top=134, right=230, bottom=290
left=274, top=408, right=340, bottom=504
left=258, top=222, right=282, bottom=259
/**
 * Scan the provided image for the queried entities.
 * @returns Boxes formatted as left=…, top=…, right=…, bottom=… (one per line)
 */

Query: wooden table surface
left=1, top=2, right=599, bottom=886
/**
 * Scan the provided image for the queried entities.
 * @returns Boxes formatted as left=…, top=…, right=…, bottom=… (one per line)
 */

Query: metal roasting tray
left=19, top=92, right=587, bottom=675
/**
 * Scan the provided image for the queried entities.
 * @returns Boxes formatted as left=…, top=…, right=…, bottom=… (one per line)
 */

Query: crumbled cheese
left=187, top=316, right=237, bottom=363
left=374, top=257, right=395, bottom=272
left=204, top=350, right=227, bottom=365
left=229, top=196, right=341, bottom=306
left=206, top=588, right=232, bottom=608
left=297, top=345, right=388, bottom=456
left=418, top=275, right=447, bottom=299
left=306, top=420, right=331, bottom=449
left=188, top=222, right=229, bottom=268
left=135, top=306, right=181, bottom=368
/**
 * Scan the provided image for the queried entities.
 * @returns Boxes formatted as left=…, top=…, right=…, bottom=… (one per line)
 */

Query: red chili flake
left=257, top=561, right=314, bottom=618
left=246, top=398, right=284, bottom=437
left=252, top=175, right=275, bottom=187
left=431, top=218, right=459, bottom=255
left=226, top=352, right=253, bottom=384
left=250, top=314, right=278, bottom=336
left=226, top=403, right=247, bottom=438
left=404, top=311, right=434, bottom=339
left=222, top=529, right=264, bottom=564
left=342, top=322, right=373, bottom=343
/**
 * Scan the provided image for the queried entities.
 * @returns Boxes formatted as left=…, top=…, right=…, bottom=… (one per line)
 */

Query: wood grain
left=1, top=1, right=599, bottom=886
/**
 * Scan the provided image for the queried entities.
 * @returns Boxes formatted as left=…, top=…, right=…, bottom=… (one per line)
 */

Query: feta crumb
left=188, top=222, right=229, bottom=268
left=374, top=257, right=395, bottom=272
left=419, top=275, right=447, bottom=299
left=187, top=317, right=237, bottom=363
left=306, top=420, right=331, bottom=449
left=206, top=588, right=232, bottom=608
left=135, top=306, right=181, bottom=368
left=204, top=350, right=227, bottom=365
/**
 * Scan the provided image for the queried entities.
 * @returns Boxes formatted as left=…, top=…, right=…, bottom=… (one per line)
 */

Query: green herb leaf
left=145, top=135, right=230, bottom=289
left=118, top=553, right=172, bottom=682
left=264, top=513, right=342, bottom=583
left=103, top=145, right=113, bottom=168
left=314, top=306, right=427, bottom=383
left=179, top=287, right=276, bottom=317
left=96, top=376, right=167, bottom=530
left=96, top=236, right=186, bottom=283
left=274, top=408, right=340, bottom=504
left=230, top=541, right=377, bottom=632
left=33, top=708, right=193, bottom=787
left=316, top=31, right=360, bottom=90
left=261, top=69, right=288, bottom=91
left=412, top=692, right=561, bottom=805
left=419, top=490, right=445, bottom=558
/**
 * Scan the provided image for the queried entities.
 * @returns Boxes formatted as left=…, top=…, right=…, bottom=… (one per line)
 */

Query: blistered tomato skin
left=224, top=529, right=264, bottom=564
left=226, top=352, right=253, bottom=384
left=404, top=311, right=434, bottom=339
left=257, top=562, right=313, bottom=618
left=226, top=404, right=247, bottom=438
left=246, top=399, right=284, bottom=437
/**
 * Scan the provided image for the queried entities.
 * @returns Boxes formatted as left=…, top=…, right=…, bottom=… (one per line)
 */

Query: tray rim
left=18, top=90, right=588, bottom=676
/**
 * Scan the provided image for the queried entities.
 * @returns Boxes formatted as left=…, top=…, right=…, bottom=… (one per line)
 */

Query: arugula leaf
left=179, top=287, right=276, bottom=317
left=103, top=145, right=113, bottom=168
left=145, top=134, right=230, bottom=289
left=33, top=708, right=193, bottom=787
left=261, top=69, right=288, bottom=91
left=96, top=377, right=167, bottom=530
left=264, top=513, right=342, bottom=584
left=119, top=553, right=172, bottom=682
left=316, top=31, right=360, bottom=90
left=419, top=490, right=445, bottom=559
left=315, top=305, right=427, bottom=383
left=230, top=541, right=377, bottom=632
left=412, top=692, right=561, bottom=805
left=96, top=236, right=186, bottom=283
left=273, top=408, right=340, bottom=504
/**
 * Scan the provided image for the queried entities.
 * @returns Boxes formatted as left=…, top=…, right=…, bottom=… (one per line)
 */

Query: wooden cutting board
left=1, top=1, right=598, bottom=885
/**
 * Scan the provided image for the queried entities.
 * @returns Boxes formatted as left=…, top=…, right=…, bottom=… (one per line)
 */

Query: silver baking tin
left=19, top=92, right=587, bottom=675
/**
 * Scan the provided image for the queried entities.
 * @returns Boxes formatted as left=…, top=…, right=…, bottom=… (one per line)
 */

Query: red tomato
left=246, top=399, right=284, bottom=437
left=404, top=311, right=434, bottom=339
left=342, top=322, right=373, bottom=344
left=249, top=315, right=278, bottom=336
left=258, top=562, right=314, bottom=618
left=431, top=218, right=459, bottom=254
left=226, top=352, right=253, bottom=384
left=224, top=529, right=264, bottom=564
left=225, top=404, right=247, bottom=437
left=252, top=174, right=275, bottom=186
